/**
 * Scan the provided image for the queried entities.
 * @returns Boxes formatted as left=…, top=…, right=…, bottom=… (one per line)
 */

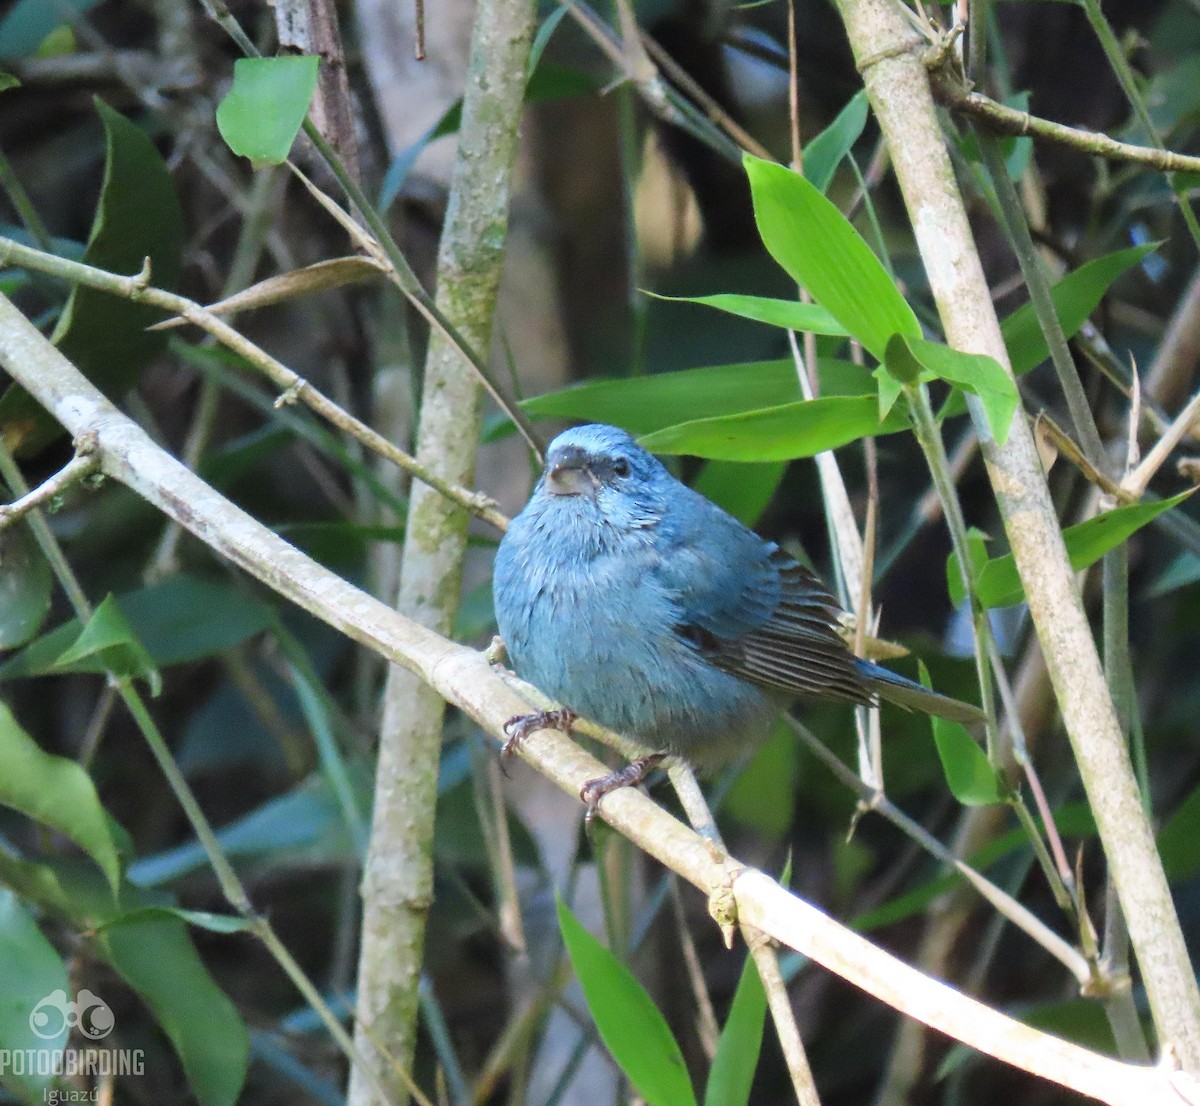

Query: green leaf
left=0, top=524, right=52, bottom=649
left=0, top=854, right=248, bottom=1106
left=692, top=460, right=785, bottom=526
left=891, top=335, right=1019, bottom=445
left=216, top=56, right=320, bottom=166
left=639, top=397, right=908, bottom=461
left=802, top=88, right=869, bottom=194
left=557, top=894, right=697, bottom=1106
left=522, top=360, right=799, bottom=433
left=744, top=154, right=921, bottom=361
left=922, top=662, right=1002, bottom=805
left=517, top=358, right=878, bottom=439
left=0, top=100, right=184, bottom=455
left=1001, top=243, right=1159, bottom=376
left=52, top=593, right=162, bottom=695
left=0, top=72, right=19, bottom=92
left=1158, top=782, right=1200, bottom=882
left=1, top=575, right=272, bottom=681
left=970, top=492, right=1193, bottom=609
left=649, top=293, right=849, bottom=336
left=0, top=0, right=102, bottom=60
left=118, top=576, right=272, bottom=665
left=916, top=657, right=1003, bottom=801
left=0, top=890, right=69, bottom=1101
left=0, top=701, right=122, bottom=892
left=704, top=954, right=767, bottom=1106
left=945, top=527, right=990, bottom=609
left=99, top=910, right=248, bottom=1106
left=932, top=719, right=1003, bottom=805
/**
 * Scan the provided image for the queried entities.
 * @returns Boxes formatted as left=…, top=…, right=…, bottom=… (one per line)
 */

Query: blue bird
left=493, top=423, right=983, bottom=817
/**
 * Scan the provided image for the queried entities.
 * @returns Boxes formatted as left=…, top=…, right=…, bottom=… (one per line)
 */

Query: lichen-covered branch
left=346, top=0, right=536, bottom=1099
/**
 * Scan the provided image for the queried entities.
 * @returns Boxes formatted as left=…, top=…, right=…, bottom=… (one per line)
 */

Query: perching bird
left=493, top=423, right=983, bottom=817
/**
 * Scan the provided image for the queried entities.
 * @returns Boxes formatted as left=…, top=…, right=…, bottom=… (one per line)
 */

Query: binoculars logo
left=28, top=990, right=114, bottom=1042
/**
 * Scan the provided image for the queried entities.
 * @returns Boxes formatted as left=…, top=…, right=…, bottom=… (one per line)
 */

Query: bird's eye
left=611, top=458, right=630, bottom=477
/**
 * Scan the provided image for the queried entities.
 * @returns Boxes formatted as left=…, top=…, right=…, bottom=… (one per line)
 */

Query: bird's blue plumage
left=493, top=424, right=981, bottom=769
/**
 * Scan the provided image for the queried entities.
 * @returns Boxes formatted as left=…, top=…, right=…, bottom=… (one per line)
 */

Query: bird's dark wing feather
left=701, top=550, right=872, bottom=703
left=657, top=490, right=871, bottom=704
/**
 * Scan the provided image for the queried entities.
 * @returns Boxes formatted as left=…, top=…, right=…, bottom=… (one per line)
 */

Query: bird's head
left=537, top=424, right=670, bottom=529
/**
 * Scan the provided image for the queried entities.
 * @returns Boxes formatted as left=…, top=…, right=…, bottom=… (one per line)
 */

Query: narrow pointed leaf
left=52, top=593, right=161, bottom=695
left=933, top=719, right=1003, bottom=805
left=557, top=894, right=697, bottom=1106
left=921, top=664, right=1002, bottom=805
left=803, top=89, right=869, bottom=194
left=0, top=101, right=183, bottom=455
left=519, top=358, right=875, bottom=436
left=102, top=915, right=249, bottom=1106
left=1001, top=243, right=1159, bottom=375
left=704, top=954, right=767, bottom=1106
left=744, top=154, right=920, bottom=360
left=639, top=397, right=909, bottom=461
left=649, top=293, right=848, bottom=336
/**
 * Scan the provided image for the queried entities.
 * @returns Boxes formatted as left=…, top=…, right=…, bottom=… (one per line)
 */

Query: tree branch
left=0, top=288, right=1190, bottom=1106
left=836, top=0, right=1200, bottom=1069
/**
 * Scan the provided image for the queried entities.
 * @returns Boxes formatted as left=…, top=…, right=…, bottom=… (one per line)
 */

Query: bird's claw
left=579, top=753, right=666, bottom=826
left=501, top=708, right=577, bottom=757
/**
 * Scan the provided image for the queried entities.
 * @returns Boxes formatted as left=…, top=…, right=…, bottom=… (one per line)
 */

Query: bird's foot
left=580, top=753, right=666, bottom=826
left=501, top=708, right=577, bottom=757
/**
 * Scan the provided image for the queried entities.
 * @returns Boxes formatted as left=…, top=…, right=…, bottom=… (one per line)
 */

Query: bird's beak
left=545, top=461, right=597, bottom=497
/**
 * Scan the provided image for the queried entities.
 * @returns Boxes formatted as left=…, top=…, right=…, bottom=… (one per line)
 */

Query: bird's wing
left=658, top=491, right=871, bottom=704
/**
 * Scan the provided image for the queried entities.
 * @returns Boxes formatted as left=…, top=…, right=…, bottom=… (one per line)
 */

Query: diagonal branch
left=0, top=289, right=1190, bottom=1106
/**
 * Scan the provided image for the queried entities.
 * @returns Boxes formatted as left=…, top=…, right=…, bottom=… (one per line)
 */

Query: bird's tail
left=855, top=659, right=985, bottom=725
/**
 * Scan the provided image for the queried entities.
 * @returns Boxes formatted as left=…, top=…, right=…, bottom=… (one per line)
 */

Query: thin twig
left=639, top=34, right=772, bottom=160
left=669, top=877, right=721, bottom=1060
left=1122, top=384, right=1200, bottom=498
left=0, top=236, right=509, bottom=532
left=930, top=75, right=1200, bottom=175
left=786, top=714, right=1088, bottom=980
left=0, top=436, right=100, bottom=531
